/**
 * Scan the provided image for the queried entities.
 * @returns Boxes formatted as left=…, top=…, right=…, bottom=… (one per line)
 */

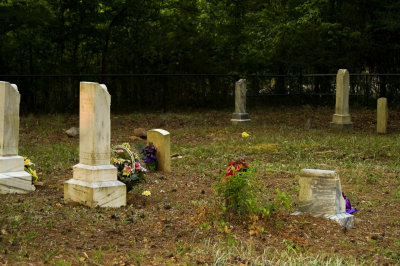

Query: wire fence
left=1, top=73, right=399, bottom=114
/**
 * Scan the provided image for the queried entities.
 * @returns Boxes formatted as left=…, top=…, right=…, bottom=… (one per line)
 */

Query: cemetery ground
left=1, top=106, right=400, bottom=265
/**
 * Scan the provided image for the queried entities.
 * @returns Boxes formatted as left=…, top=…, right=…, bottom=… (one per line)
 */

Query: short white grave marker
left=294, top=168, right=354, bottom=228
left=377, top=97, right=388, bottom=134
left=147, top=129, right=171, bottom=172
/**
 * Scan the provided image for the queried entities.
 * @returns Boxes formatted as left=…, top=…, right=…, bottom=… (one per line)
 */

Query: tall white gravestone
left=331, top=69, right=353, bottom=130
left=231, top=79, right=251, bottom=125
left=64, top=82, right=126, bottom=207
left=0, top=81, right=35, bottom=194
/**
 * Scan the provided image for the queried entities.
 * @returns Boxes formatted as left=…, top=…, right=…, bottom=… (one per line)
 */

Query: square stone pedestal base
left=0, top=156, right=24, bottom=172
left=0, top=171, right=35, bottom=194
left=292, top=211, right=354, bottom=228
left=231, top=119, right=251, bottom=125
left=231, top=113, right=251, bottom=125
left=73, top=163, right=118, bottom=182
left=64, top=179, right=126, bottom=207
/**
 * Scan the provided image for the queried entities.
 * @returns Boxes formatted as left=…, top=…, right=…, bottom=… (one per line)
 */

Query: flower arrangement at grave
left=24, top=157, right=38, bottom=183
left=141, top=144, right=157, bottom=171
left=111, top=143, right=147, bottom=191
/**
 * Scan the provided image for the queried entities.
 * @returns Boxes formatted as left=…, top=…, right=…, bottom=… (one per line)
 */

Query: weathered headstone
left=331, top=69, right=353, bottom=130
left=377, top=97, right=388, bottom=134
left=64, top=82, right=126, bottom=207
left=0, top=82, right=35, bottom=194
left=231, top=79, right=251, bottom=125
left=295, top=169, right=354, bottom=228
left=147, top=129, right=171, bottom=172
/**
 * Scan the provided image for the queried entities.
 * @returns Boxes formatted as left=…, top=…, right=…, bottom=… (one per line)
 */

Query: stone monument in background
left=331, top=69, right=353, bottom=130
left=64, top=82, right=126, bottom=207
left=377, top=97, right=388, bottom=134
left=0, top=81, right=35, bottom=194
left=231, top=79, right=251, bottom=125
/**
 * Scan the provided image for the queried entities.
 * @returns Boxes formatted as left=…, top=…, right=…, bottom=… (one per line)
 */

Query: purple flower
left=142, top=144, right=157, bottom=163
left=342, top=192, right=357, bottom=214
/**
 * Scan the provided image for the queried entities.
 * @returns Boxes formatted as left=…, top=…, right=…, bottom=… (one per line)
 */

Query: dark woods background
left=1, top=0, right=400, bottom=113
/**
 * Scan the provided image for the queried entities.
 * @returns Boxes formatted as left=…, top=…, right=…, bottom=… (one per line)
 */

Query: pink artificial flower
left=135, top=162, right=141, bottom=170
left=122, top=165, right=132, bottom=176
left=117, top=149, right=124, bottom=153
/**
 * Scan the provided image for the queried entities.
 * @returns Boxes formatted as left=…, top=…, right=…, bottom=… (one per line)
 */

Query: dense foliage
left=1, top=0, right=400, bottom=75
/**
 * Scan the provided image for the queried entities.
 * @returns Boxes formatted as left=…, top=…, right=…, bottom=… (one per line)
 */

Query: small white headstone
left=147, top=129, right=171, bottom=172
left=296, top=168, right=354, bottom=228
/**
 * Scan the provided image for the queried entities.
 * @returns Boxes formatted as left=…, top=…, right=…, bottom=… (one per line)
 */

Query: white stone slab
left=73, top=163, right=117, bottom=182
left=0, top=156, right=24, bottom=172
left=0, top=82, right=20, bottom=156
left=0, top=171, right=35, bottom=194
left=79, top=82, right=111, bottom=166
left=323, top=212, right=354, bottom=228
left=64, top=179, right=126, bottom=207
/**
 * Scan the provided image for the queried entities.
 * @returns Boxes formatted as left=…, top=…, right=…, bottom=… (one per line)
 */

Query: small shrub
left=216, top=158, right=258, bottom=216
left=216, top=158, right=292, bottom=218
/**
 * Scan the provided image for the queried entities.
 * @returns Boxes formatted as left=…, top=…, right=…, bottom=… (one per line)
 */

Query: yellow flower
left=31, top=170, right=38, bottom=183
left=122, top=165, right=132, bottom=176
left=142, top=190, right=151, bottom=197
left=24, top=159, right=31, bottom=165
left=241, top=132, right=250, bottom=138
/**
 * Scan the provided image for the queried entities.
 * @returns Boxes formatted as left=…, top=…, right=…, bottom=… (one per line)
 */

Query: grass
left=193, top=239, right=364, bottom=265
left=1, top=107, right=400, bottom=264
